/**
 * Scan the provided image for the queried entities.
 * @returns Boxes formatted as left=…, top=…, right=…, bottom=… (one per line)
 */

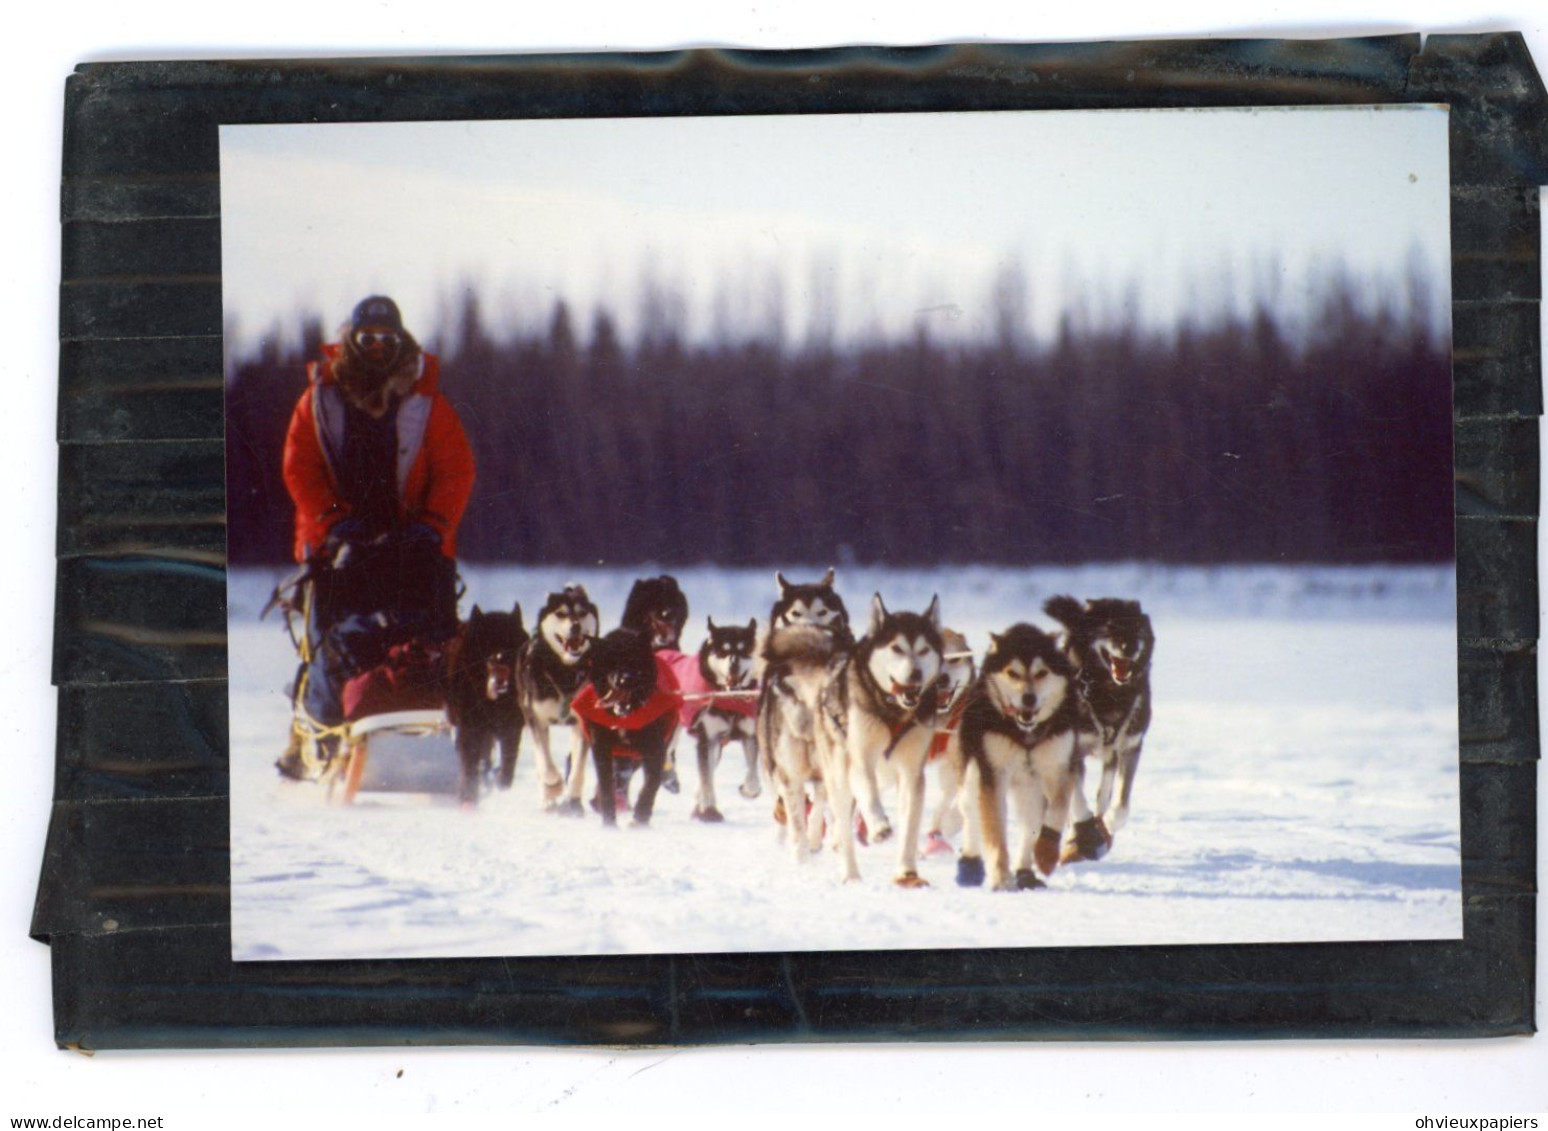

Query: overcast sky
left=220, top=105, right=1450, bottom=357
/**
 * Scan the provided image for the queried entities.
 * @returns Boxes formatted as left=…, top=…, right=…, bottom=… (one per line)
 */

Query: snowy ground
left=229, top=564, right=1462, bottom=961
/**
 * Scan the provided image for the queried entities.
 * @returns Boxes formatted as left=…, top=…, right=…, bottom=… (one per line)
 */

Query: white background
left=5, top=0, right=1546, bottom=1122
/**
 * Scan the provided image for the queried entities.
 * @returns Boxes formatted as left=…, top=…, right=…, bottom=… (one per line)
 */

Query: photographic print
left=222, top=106, right=1461, bottom=961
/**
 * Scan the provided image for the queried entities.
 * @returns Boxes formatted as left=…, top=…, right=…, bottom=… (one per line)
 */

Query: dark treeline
left=226, top=285, right=1453, bottom=567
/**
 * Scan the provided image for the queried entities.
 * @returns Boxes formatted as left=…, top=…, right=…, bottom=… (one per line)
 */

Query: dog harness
left=929, top=693, right=970, bottom=761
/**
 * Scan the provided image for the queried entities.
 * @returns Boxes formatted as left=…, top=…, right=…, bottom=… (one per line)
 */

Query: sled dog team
left=446, top=570, right=1154, bottom=890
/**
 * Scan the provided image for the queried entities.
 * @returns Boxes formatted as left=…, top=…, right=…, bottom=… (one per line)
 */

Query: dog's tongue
left=1110, top=658, right=1132, bottom=682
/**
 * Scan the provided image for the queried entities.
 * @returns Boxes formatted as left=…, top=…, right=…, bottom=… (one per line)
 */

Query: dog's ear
left=471, top=603, right=483, bottom=619
left=988, top=631, right=1003, bottom=655
left=706, top=615, right=718, bottom=633
left=820, top=567, right=835, bottom=589
left=1043, top=594, right=1085, bottom=629
left=775, top=571, right=791, bottom=597
left=512, top=603, right=524, bottom=631
left=746, top=618, right=757, bottom=635
left=924, top=594, right=940, bottom=631
left=869, top=593, right=887, bottom=636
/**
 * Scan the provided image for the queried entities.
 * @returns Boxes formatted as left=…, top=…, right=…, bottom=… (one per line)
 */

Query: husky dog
left=620, top=574, right=689, bottom=795
left=444, top=604, right=528, bottom=806
left=570, top=629, right=680, bottom=828
left=515, top=584, right=600, bottom=814
left=922, top=627, right=975, bottom=854
left=769, top=567, right=853, bottom=646
left=817, top=594, right=944, bottom=885
left=757, top=569, right=851, bottom=859
left=952, top=624, right=1081, bottom=891
left=1044, top=595, right=1155, bottom=862
left=687, top=617, right=760, bottom=821
left=621, top=575, right=689, bottom=650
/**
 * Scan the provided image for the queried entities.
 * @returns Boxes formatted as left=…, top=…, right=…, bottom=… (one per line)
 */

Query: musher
left=276, top=295, right=476, bottom=778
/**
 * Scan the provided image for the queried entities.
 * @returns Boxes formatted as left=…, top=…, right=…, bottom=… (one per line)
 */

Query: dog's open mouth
left=562, top=635, right=588, bottom=660
left=648, top=614, right=677, bottom=647
left=1107, top=657, right=1132, bottom=683
left=599, top=686, right=638, bottom=716
left=486, top=671, right=512, bottom=700
left=1016, top=706, right=1040, bottom=729
left=891, top=682, right=924, bottom=711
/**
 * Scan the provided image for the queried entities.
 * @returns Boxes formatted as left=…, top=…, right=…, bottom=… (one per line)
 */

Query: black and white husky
left=1044, top=595, right=1155, bottom=862
left=817, top=594, right=945, bottom=886
left=515, top=584, right=600, bottom=815
left=688, top=617, right=760, bottom=821
left=951, top=624, right=1081, bottom=891
left=757, top=569, right=852, bottom=860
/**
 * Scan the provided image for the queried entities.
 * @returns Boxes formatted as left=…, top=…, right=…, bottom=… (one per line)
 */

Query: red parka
left=282, top=345, right=475, bottom=561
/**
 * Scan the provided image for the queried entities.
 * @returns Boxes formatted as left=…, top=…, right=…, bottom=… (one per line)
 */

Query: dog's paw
left=1061, top=816, right=1112, bottom=864
left=628, top=817, right=651, bottom=829
left=542, top=776, right=565, bottom=802
left=1014, top=868, right=1046, bottom=891
left=1034, top=827, right=1062, bottom=876
left=691, top=806, right=725, bottom=823
left=552, top=798, right=584, bottom=818
left=739, top=781, right=762, bottom=799
left=893, top=871, right=930, bottom=889
left=956, top=855, right=986, bottom=887
left=661, top=767, right=681, bottom=795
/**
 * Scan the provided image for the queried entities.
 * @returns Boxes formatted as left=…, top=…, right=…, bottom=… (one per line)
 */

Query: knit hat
left=350, top=295, right=404, bottom=333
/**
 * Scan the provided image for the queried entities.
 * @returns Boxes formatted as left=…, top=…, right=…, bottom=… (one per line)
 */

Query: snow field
left=229, top=564, right=1462, bottom=961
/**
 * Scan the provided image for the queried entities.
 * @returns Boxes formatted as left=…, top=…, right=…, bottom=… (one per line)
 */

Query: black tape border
left=40, top=34, right=1542, bottom=1048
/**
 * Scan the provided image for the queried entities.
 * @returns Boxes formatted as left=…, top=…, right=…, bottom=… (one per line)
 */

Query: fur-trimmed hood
left=319, top=331, right=433, bottom=417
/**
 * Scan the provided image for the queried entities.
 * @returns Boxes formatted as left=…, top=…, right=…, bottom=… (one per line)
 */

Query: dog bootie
left=1062, top=816, right=1112, bottom=864
left=662, top=762, right=681, bottom=794
left=956, top=855, right=986, bottom=887
left=922, top=830, right=953, bottom=857
left=1015, top=868, right=1046, bottom=891
left=691, top=805, right=725, bottom=823
left=553, top=798, right=584, bottom=818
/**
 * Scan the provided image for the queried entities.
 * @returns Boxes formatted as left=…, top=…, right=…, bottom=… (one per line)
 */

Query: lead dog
left=515, top=584, right=600, bottom=814
left=951, top=624, right=1081, bottom=890
left=818, top=594, right=945, bottom=886
left=757, top=569, right=851, bottom=860
left=1043, top=595, right=1155, bottom=862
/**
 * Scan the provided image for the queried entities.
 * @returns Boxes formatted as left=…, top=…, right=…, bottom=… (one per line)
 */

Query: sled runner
left=333, top=709, right=461, bottom=804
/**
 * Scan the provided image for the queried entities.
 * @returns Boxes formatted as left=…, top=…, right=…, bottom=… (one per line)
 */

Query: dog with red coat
left=571, top=629, right=682, bottom=828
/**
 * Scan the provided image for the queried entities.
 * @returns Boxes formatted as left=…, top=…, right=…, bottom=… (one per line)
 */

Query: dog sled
left=266, top=527, right=463, bottom=804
